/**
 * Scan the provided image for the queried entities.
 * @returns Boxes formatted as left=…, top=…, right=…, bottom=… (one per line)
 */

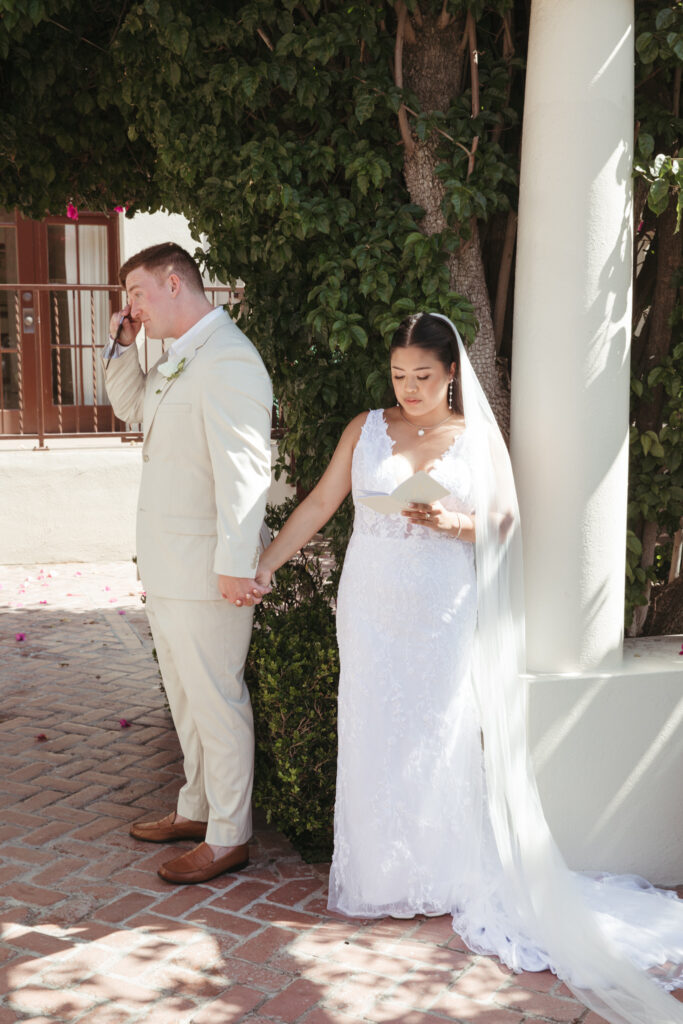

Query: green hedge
left=246, top=501, right=339, bottom=862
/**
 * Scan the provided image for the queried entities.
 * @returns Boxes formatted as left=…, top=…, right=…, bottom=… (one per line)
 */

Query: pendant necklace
left=398, top=407, right=453, bottom=437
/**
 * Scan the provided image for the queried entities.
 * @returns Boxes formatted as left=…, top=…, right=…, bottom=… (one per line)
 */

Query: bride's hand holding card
left=357, top=471, right=450, bottom=516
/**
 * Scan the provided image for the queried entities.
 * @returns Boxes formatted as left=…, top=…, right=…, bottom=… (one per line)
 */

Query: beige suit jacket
left=103, top=310, right=272, bottom=600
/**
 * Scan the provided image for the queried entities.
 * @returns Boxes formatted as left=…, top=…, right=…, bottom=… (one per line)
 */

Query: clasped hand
left=402, top=501, right=460, bottom=535
left=218, top=575, right=271, bottom=607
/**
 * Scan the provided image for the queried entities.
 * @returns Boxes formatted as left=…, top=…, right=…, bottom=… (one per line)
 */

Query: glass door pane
left=47, top=223, right=76, bottom=406
left=47, top=222, right=109, bottom=408
left=0, top=226, right=20, bottom=409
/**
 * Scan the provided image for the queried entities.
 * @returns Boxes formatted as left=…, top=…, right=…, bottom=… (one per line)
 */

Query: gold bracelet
left=455, top=513, right=463, bottom=539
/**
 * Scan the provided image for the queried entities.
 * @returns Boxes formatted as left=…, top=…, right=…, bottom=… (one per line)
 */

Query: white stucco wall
left=119, top=210, right=205, bottom=268
left=0, top=442, right=293, bottom=565
left=529, top=646, right=683, bottom=884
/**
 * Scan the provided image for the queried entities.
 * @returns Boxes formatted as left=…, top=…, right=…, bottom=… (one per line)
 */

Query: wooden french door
left=0, top=210, right=120, bottom=437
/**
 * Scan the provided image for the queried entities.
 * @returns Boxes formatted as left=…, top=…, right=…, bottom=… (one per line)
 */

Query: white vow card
left=358, top=471, right=450, bottom=515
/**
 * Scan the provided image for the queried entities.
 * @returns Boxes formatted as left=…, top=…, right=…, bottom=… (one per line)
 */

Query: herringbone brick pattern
left=0, top=562, right=595, bottom=1023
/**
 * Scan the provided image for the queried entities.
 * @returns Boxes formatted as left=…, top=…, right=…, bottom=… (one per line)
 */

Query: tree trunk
left=642, top=573, right=683, bottom=636
left=629, top=196, right=683, bottom=633
left=399, top=10, right=510, bottom=435
left=635, top=199, right=683, bottom=435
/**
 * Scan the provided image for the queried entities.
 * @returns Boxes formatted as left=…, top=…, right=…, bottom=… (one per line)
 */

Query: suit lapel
left=144, top=311, right=228, bottom=437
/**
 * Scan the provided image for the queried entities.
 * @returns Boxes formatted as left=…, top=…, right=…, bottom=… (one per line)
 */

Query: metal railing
left=0, top=283, right=244, bottom=448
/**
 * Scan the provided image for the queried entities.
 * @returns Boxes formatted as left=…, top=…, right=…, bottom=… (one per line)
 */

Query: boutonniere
left=155, top=356, right=187, bottom=394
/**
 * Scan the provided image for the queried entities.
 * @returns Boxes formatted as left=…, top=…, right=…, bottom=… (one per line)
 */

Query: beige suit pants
left=145, top=596, right=254, bottom=846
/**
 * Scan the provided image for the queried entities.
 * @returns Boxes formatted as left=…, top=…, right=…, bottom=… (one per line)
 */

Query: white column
left=510, top=0, right=634, bottom=673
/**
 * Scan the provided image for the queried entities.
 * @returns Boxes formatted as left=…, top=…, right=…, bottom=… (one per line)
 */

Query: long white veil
left=432, top=313, right=683, bottom=1024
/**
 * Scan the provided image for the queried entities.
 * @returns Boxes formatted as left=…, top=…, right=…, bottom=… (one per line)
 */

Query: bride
left=255, top=312, right=683, bottom=1024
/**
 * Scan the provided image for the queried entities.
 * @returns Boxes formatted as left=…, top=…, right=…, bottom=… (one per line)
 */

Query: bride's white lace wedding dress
left=328, top=408, right=683, bottom=990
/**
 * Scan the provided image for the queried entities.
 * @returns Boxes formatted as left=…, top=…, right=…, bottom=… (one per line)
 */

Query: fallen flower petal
left=39, top=600, right=47, bottom=605
left=15, top=633, right=26, bottom=641
left=117, top=610, right=126, bottom=615
left=35, top=734, right=47, bottom=742
left=119, top=718, right=131, bottom=728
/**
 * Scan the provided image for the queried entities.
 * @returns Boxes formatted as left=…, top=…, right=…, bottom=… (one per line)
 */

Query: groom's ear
left=168, top=272, right=182, bottom=298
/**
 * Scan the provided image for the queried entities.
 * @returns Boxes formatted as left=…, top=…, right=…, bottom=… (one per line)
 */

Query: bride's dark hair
left=390, top=313, right=463, bottom=414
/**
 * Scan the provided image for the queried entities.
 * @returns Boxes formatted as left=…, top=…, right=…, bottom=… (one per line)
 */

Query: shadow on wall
left=529, top=656, right=683, bottom=882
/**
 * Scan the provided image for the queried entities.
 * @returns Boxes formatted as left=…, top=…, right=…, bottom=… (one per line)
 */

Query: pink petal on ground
left=35, top=734, right=47, bottom=742
left=15, top=633, right=26, bottom=641
left=104, top=586, right=111, bottom=591
left=75, top=571, right=82, bottom=576
left=117, top=610, right=126, bottom=615
left=39, top=600, right=47, bottom=605
left=119, top=718, right=131, bottom=728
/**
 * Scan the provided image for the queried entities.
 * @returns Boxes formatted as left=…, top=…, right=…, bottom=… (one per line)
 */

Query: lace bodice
left=351, top=408, right=474, bottom=541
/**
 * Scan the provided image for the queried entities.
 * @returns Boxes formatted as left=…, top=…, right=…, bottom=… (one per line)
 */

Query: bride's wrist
left=450, top=512, right=464, bottom=539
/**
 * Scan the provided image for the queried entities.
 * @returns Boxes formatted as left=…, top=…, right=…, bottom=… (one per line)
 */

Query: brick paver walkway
left=1, top=562, right=599, bottom=1024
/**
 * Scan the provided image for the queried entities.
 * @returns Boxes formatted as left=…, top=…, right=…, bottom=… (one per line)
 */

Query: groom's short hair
left=119, top=242, right=204, bottom=293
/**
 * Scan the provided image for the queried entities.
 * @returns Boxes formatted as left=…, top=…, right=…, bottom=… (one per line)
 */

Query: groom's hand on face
left=218, top=575, right=270, bottom=607
left=109, top=304, right=140, bottom=347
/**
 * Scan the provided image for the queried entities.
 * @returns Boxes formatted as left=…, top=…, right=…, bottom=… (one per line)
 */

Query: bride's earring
left=448, top=379, right=454, bottom=410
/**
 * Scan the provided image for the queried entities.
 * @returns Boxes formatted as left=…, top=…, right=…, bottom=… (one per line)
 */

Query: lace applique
left=351, top=409, right=474, bottom=542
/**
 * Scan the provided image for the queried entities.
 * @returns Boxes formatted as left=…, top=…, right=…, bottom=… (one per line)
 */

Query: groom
left=103, top=242, right=272, bottom=884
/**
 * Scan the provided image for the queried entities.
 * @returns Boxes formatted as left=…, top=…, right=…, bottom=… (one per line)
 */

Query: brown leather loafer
left=157, top=842, right=249, bottom=884
left=129, top=811, right=207, bottom=843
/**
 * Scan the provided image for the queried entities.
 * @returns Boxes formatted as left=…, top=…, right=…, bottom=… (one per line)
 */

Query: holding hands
left=254, top=563, right=274, bottom=594
left=218, top=575, right=272, bottom=608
